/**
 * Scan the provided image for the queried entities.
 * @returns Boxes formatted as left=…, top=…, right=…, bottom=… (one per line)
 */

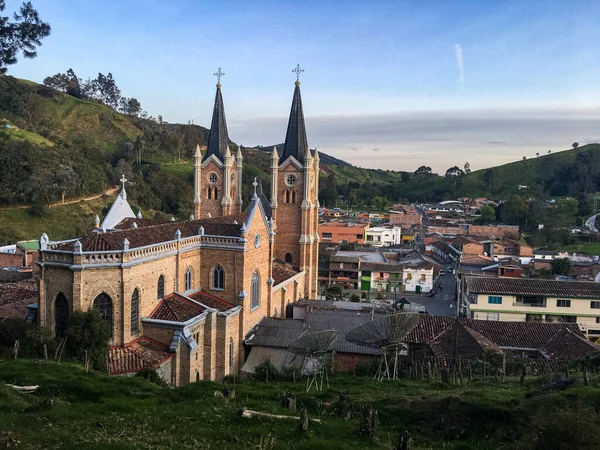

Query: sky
left=5, top=0, right=600, bottom=173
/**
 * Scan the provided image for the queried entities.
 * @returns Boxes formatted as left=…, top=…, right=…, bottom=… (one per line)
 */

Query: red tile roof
left=541, top=328, right=599, bottom=361
left=429, top=321, right=503, bottom=359
left=53, top=216, right=246, bottom=252
left=149, top=293, right=206, bottom=322
left=465, top=276, right=600, bottom=299
left=272, top=260, right=300, bottom=285
left=188, top=290, right=234, bottom=312
left=108, top=337, right=172, bottom=375
left=0, top=280, right=38, bottom=321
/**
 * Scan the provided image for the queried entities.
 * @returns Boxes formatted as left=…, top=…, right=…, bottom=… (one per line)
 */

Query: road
left=388, top=270, right=458, bottom=317
left=586, top=214, right=598, bottom=233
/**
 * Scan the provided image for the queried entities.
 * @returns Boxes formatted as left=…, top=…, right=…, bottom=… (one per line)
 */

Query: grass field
left=557, top=243, right=600, bottom=256
left=0, top=359, right=599, bottom=449
left=0, top=195, right=116, bottom=242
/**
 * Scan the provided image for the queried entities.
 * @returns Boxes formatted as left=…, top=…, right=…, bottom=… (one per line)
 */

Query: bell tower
left=271, top=65, right=319, bottom=299
left=194, top=67, right=241, bottom=219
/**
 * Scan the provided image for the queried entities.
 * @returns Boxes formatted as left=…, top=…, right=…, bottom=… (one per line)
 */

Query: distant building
left=389, top=210, right=422, bottom=227
left=364, top=226, right=402, bottom=247
left=318, top=222, right=369, bottom=244
left=464, top=276, right=600, bottom=338
left=329, top=250, right=436, bottom=294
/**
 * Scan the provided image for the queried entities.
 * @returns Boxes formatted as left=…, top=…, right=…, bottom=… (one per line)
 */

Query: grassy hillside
left=460, top=144, right=600, bottom=198
left=1, top=358, right=600, bottom=449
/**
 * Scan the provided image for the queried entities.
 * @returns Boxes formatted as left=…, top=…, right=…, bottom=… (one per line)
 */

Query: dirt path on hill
left=0, top=186, right=119, bottom=211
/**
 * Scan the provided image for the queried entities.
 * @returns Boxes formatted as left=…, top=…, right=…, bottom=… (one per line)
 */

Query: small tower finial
left=292, top=64, right=304, bottom=84
left=252, top=177, right=258, bottom=199
left=214, top=66, right=225, bottom=87
left=120, top=174, right=127, bottom=191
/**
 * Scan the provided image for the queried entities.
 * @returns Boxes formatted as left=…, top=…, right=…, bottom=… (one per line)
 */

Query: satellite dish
left=347, top=313, right=420, bottom=380
left=288, top=329, right=338, bottom=392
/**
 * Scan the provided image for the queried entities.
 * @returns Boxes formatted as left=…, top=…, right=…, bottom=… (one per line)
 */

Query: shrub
left=135, top=369, right=167, bottom=387
left=21, top=326, right=56, bottom=358
left=65, top=310, right=110, bottom=371
left=0, top=319, right=32, bottom=349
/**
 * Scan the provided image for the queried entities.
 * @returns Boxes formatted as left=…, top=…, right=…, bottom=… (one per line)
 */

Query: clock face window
left=286, top=174, right=297, bottom=186
left=254, top=234, right=261, bottom=248
left=209, top=173, right=218, bottom=184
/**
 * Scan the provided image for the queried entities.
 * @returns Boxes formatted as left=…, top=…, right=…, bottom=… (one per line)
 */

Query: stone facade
left=36, top=78, right=319, bottom=386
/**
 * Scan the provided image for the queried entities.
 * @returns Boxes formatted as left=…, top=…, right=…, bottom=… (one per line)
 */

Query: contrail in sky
left=454, top=43, right=464, bottom=90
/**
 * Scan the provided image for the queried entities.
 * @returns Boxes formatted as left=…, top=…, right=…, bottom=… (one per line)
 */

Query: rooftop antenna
left=287, top=329, right=338, bottom=392
left=346, top=313, right=420, bottom=381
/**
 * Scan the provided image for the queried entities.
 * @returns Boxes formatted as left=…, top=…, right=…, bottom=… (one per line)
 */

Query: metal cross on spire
left=292, top=64, right=304, bottom=81
left=214, top=67, right=225, bottom=85
left=252, top=177, right=258, bottom=198
left=120, top=174, right=127, bottom=191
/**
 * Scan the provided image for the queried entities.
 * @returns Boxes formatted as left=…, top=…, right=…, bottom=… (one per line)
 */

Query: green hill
left=2, top=74, right=599, bottom=242
left=459, top=144, right=600, bottom=199
left=1, top=358, right=599, bottom=449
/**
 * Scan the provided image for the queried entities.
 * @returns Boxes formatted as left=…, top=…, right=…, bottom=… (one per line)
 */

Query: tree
left=119, top=97, right=142, bottom=116
left=550, top=257, right=571, bottom=276
left=444, top=166, right=465, bottom=196
left=464, top=162, right=471, bottom=174
left=499, top=195, right=528, bottom=225
left=483, top=169, right=494, bottom=191
left=93, top=72, right=121, bottom=108
left=414, top=165, right=433, bottom=181
left=573, top=142, right=579, bottom=149
left=536, top=152, right=539, bottom=158
left=372, top=196, right=390, bottom=211
left=324, top=285, right=342, bottom=301
left=65, top=310, right=111, bottom=371
left=479, top=205, right=496, bottom=223
left=0, top=0, right=50, bottom=74
left=322, top=173, right=337, bottom=207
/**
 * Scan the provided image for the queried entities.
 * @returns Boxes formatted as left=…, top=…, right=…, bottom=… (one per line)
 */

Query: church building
left=36, top=70, right=320, bottom=385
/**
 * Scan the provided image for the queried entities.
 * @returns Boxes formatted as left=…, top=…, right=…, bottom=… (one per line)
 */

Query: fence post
left=501, top=353, right=506, bottom=383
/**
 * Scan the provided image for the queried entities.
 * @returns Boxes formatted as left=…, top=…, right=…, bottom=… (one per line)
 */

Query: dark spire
left=203, top=81, right=230, bottom=161
left=280, top=80, right=308, bottom=163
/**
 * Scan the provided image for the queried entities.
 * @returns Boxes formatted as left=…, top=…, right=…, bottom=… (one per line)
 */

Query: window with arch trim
left=285, top=253, right=293, bottom=264
left=131, top=288, right=140, bottom=333
left=93, top=293, right=113, bottom=336
left=157, top=275, right=165, bottom=300
left=229, top=337, right=234, bottom=368
left=212, top=265, right=224, bottom=290
left=251, top=270, right=260, bottom=309
left=185, top=268, right=193, bottom=291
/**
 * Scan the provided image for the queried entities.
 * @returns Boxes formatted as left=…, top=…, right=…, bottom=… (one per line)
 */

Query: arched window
left=93, top=293, right=113, bottom=335
left=185, top=268, right=193, bottom=291
left=285, top=190, right=290, bottom=203
left=54, top=292, right=69, bottom=338
left=207, top=187, right=212, bottom=200
left=212, top=265, right=224, bottom=290
left=214, top=187, right=218, bottom=199
left=196, top=371, right=200, bottom=382
left=251, top=271, right=260, bottom=309
left=157, top=275, right=165, bottom=300
left=229, top=337, right=234, bottom=368
left=291, top=190, right=296, bottom=204
left=285, top=253, right=293, bottom=264
left=131, top=288, right=140, bottom=333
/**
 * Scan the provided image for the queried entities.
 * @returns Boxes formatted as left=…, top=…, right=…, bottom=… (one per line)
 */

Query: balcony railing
left=513, top=302, right=546, bottom=308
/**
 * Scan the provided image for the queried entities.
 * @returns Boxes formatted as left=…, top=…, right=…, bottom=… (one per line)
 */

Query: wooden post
left=13, top=340, right=19, bottom=359
left=501, top=353, right=506, bottom=383
left=43, top=344, right=48, bottom=360
left=583, top=356, right=590, bottom=387
left=520, top=362, right=526, bottom=385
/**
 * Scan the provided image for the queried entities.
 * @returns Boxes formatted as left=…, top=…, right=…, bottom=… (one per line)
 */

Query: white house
left=365, top=226, right=402, bottom=247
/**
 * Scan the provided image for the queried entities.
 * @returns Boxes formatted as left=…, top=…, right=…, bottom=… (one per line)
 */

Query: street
left=393, top=270, right=458, bottom=317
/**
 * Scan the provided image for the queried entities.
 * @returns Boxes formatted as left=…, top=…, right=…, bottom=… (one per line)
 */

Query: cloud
left=373, top=148, right=380, bottom=152
left=454, top=43, right=464, bottom=90
left=349, top=146, right=359, bottom=151
left=229, top=108, right=600, bottom=173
